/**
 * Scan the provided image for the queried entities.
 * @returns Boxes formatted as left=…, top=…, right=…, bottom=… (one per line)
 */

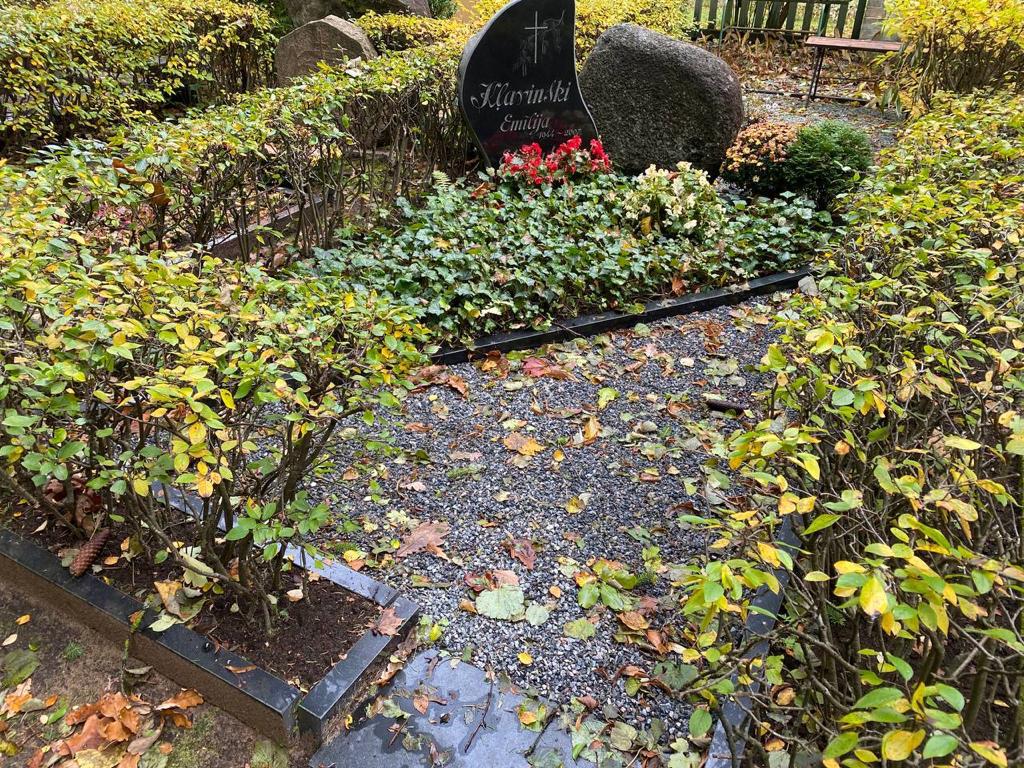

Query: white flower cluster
left=622, top=162, right=724, bottom=240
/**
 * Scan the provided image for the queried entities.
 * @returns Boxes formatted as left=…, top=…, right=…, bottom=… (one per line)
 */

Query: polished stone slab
left=310, top=650, right=552, bottom=767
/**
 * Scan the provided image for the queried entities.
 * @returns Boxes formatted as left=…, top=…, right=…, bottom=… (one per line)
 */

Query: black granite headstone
left=457, top=0, right=598, bottom=168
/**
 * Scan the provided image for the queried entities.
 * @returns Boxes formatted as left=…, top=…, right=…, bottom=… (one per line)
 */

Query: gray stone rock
left=798, top=275, right=819, bottom=297
left=283, top=0, right=429, bottom=28
left=274, top=16, right=378, bottom=86
left=579, top=24, right=744, bottom=175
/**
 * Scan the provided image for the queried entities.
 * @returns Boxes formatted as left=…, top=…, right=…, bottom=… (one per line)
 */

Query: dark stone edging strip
left=298, top=596, right=419, bottom=742
left=155, top=484, right=420, bottom=744
left=0, top=528, right=300, bottom=741
left=0, top=524, right=419, bottom=747
left=705, top=514, right=802, bottom=768
left=431, top=268, right=811, bottom=365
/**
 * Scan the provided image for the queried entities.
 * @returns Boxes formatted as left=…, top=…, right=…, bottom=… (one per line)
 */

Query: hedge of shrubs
left=357, top=10, right=471, bottom=50
left=7, top=42, right=467, bottom=268
left=883, top=0, right=1024, bottom=109
left=0, top=0, right=276, bottom=154
left=0, top=156, right=427, bottom=634
left=364, top=0, right=694, bottom=56
left=672, top=90, right=1024, bottom=766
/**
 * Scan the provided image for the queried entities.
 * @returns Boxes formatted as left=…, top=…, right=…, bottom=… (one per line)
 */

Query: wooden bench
left=804, top=35, right=900, bottom=100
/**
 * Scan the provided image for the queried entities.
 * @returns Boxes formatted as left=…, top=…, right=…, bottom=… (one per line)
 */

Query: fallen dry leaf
left=618, top=611, right=650, bottom=631
left=371, top=606, right=404, bottom=637
left=503, top=432, right=544, bottom=457
left=503, top=537, right=537, bottom=570
left=395, top=521, right=450, bottom=558
left=523, top=357, right=572, bottom=380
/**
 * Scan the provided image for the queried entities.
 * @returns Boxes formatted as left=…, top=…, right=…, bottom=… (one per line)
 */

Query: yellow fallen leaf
left=517, top=652, right=533, bottom=666
left=15, top=615, right=30, bottom=626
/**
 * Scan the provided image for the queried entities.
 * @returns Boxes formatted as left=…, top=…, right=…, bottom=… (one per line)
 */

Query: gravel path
left=305, top=297, right=786, bottom=742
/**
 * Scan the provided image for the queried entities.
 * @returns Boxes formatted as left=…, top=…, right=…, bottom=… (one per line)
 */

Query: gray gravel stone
left=307, top=298, right=784, bottom=744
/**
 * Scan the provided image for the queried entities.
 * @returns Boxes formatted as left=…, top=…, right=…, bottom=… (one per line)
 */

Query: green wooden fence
left=692, top=0, right=870, bottom=39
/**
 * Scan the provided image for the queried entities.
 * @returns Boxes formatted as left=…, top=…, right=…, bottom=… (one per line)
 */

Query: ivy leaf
left=563, top=618, right=596, bottom=640
left=475, top=586, right=525, bottom=620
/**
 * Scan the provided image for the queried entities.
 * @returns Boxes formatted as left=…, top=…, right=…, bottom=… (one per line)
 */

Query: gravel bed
left=304, top=297, right=786, bottom=740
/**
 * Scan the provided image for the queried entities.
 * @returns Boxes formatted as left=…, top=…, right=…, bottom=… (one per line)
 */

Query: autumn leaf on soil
left=370, top=606, right=404, bottom=637
left=503, top=537, right=537, bottom=570
left=581, top=416, right=600, bottom=444
left=503, top=432, right=544, bottom=457
left=395, top=521, right=450, bottom=558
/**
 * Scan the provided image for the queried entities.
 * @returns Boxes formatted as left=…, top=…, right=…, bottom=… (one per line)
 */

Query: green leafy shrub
left=669, top=90, right=1024, bottom=768
left=0, top=176, right=426, bottom=628
left=428, top=0, right=456, bottom=19
left=883, top=0, right=1024, bottom=109
left=723, top=119, right=872, bottom=208
left=623, top=162, right=724, bottom=239
left=320, top=153, right=828, bottom=343
left=708, top=193, right=833, bottom=279
left=10, top=42, right=467, bottom=269
left=356, top=11, right=469, bottom=50
left=784, top=120, right=873, bottom=208
left=721, top=121, right=801, bottom=197
left=0, top=0, right=275, bottom=154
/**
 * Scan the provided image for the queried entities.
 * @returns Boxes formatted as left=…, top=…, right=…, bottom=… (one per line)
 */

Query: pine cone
left=69, top=528, right=110, bottom=577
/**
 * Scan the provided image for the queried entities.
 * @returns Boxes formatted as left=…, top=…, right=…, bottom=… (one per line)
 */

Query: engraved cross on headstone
left=524, top=11, right=546, bottom=64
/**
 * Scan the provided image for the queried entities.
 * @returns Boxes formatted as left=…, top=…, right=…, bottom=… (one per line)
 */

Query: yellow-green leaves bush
left=883, top=0, right=1024, bottom=109
left=12, top=43, right=466, bottom=268
left=471, top=0, right=694, bottom=56
left=0, top=164, right=427, bottom=632
left=356, top=11, right=470, bottom=50
left=0, top=0, right=275, bottom=154
left=673, top=90, right=1024, bottom=767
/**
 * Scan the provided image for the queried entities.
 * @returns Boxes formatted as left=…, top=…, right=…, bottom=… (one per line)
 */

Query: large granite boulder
left=579, top=24, right=744, bottom=175
left=283, top=0, right=429, bottom=27
left=275, top=16, right=377, bottom=85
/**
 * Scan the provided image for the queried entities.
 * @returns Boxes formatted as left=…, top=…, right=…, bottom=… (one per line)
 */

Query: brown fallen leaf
left=395, top=521, right=450, bottom=558
left=503, top=537, right=537, bottom=570
left=226, top=664, right=257, bottom=675
left=156, top=690, right=203, bottom=713
left=371, top=606, right=404, bottom=637
left=503, top=432, right=544, bottom=457
left=522, top=357, right=572, bottom=380
left=2, top=681, right=32, bottom=716
left=412, top=693, right=430, bottom=715
left=464, top=569, right=519, bottom=592
left=618, top=611, right=650, bottom=631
